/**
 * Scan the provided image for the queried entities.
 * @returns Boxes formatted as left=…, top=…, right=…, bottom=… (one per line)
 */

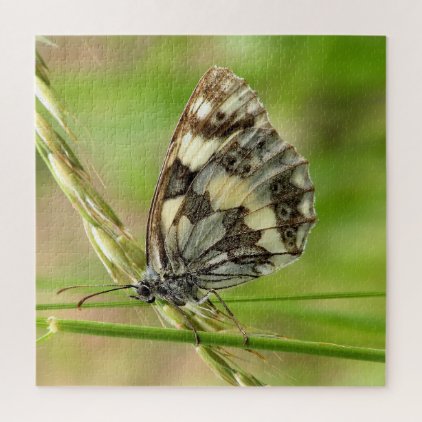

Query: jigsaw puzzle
left=36, top=36, right=386, bottom=386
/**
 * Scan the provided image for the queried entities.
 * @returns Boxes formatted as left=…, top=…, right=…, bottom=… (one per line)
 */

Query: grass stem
left=36, top=291, right=385, bottom=311
left=36, top=317, right=385, bottom=363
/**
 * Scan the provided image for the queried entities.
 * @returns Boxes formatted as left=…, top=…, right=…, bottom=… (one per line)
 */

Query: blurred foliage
left=36, top=36, right=385, bottom=386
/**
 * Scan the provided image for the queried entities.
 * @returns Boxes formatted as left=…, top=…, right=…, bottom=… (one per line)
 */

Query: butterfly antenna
left=57, top=284, right=136, bottom=295
left=77, top=285, right=137, bottom=309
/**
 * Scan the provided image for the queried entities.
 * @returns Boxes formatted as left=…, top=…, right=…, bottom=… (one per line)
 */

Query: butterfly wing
left=165, top=125, right=316, bottom=289
left=146, top=66, right=272, bottom=273
left=147, top=67, right=316, bottom=289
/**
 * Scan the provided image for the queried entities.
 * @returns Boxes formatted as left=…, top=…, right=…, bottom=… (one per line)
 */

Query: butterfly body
left=136, top=267, right=200, bottom=306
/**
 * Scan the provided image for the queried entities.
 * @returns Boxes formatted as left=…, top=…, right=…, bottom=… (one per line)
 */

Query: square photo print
left=36, top=35, right=386, bottom=386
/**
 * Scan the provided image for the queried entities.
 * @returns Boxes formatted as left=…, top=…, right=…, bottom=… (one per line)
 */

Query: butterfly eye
left=138, top=285, right=151, bottom=297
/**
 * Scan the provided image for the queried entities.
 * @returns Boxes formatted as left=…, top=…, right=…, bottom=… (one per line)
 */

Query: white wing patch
left=195, top=99, right=213, bottom=120
left=182, top=212, right=226, bottom=263
left=244, top=206, right=277, bottom=231
left=178, top=134, right=221, bottom=171
left=256, top=228, right=288, bottom=254
left=161, top=196, right=184, bottom=235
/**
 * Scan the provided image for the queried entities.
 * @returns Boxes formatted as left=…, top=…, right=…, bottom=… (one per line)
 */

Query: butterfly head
left=136, top=282, right=156, bottom=303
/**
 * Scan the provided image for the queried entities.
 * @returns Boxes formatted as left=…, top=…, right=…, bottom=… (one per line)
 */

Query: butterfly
left=67, top=67, right=316, bottom=344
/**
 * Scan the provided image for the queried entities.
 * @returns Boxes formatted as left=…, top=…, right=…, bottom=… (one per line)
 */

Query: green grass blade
left=36, top=291, right=385, bottom=311
left=36, top=317, right=385, bottom=363
left=224, top=291, right=386, bottom=302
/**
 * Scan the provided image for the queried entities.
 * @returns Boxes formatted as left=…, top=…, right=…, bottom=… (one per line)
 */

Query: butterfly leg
left=168, top=303, right=201, bottom=347
left=204, top=289, right=249, bottom=345
left=130, top=296, right=200, bottom=345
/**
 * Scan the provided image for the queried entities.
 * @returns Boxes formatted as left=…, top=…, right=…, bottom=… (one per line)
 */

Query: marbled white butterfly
left=72, top=67, right=316, bottom=343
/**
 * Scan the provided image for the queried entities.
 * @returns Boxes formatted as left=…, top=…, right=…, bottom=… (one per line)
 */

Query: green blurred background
left=36, top=36, right=386, bottom=386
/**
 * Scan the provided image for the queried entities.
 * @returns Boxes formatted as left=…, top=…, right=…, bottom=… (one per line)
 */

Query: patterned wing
left=164, top=125, right=316, bottom=289
left=146, top=66, right=272, bottom=273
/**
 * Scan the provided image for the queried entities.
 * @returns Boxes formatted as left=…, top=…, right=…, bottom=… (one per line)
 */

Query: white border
left=1, top=0, right=422, bottom=421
